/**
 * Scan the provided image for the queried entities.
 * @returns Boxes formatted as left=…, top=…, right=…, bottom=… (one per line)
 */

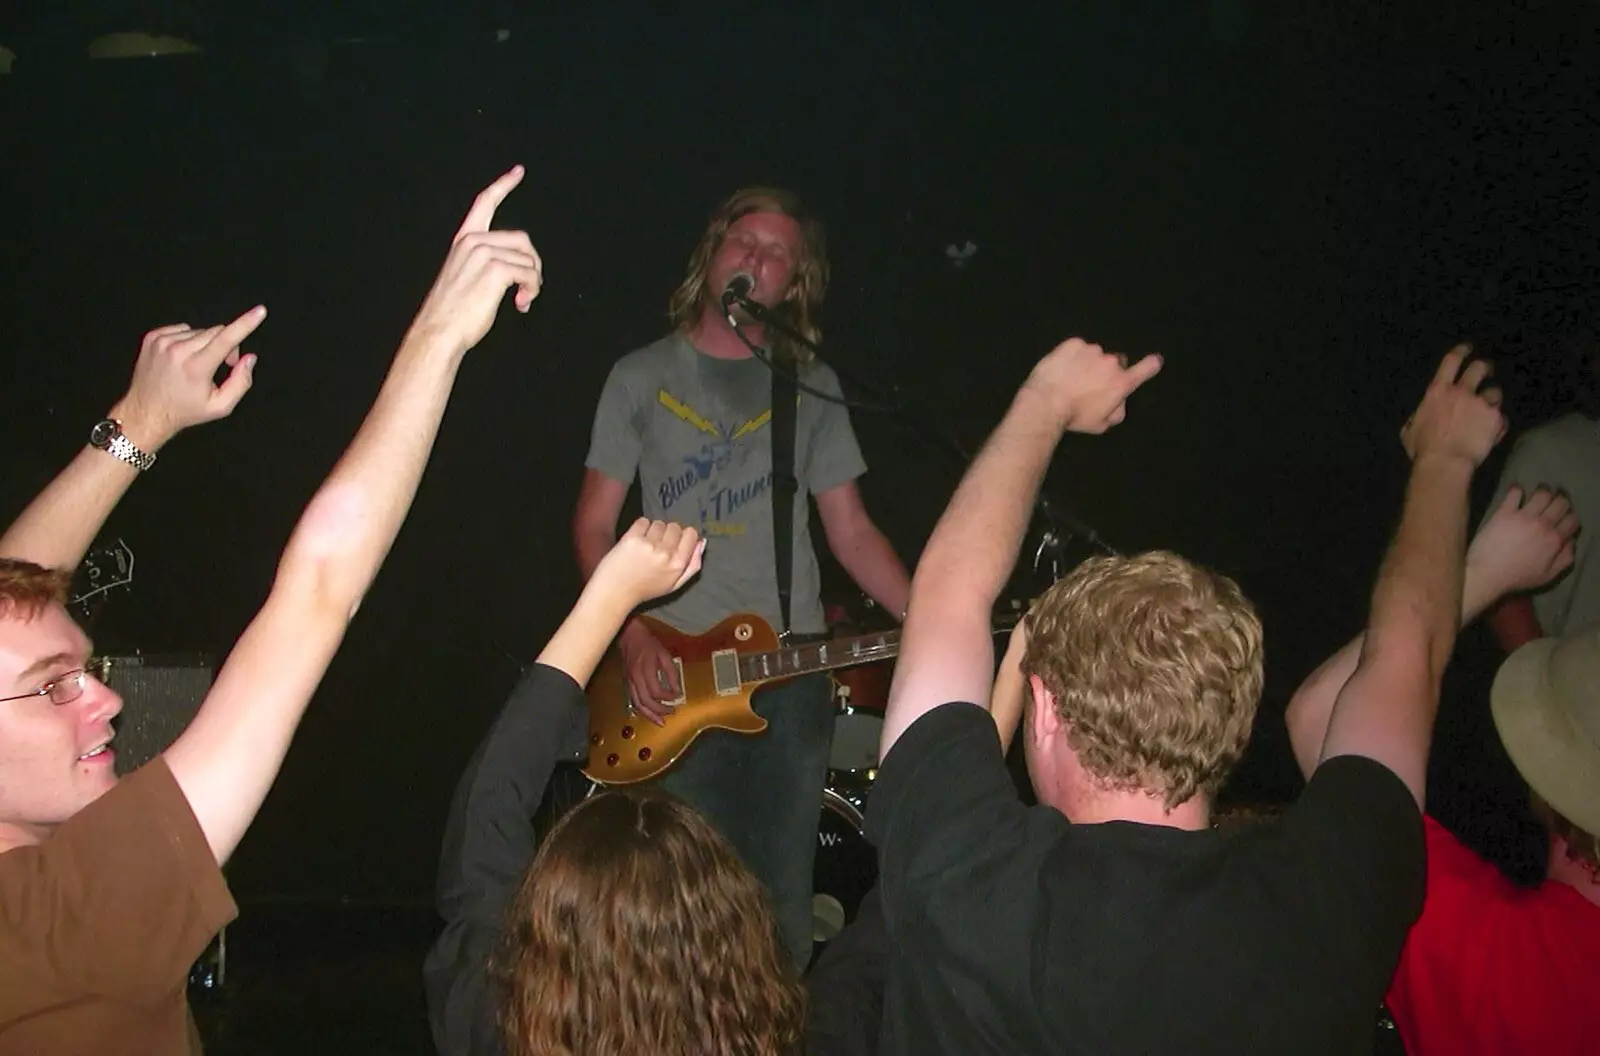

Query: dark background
left=1, top=1, right=1595, bottom=905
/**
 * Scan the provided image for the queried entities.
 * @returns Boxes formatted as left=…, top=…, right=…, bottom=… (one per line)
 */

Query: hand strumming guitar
left=603, top=519, right=703, bottom=727
left=537, top=519, right=704, bottom=694
left=618, top=618, right=682, bottom=727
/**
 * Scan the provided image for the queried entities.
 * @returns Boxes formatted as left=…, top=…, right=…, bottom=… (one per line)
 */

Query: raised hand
left=113, top=306, right=266, bottom=446
left=591, top=519, right=705, bottom=727
left=1466, top=486, right=1580, bottom=602
left=594, top=518, right=706, bottom=606
left=408, top=165, right=544, bottom=356
left=1022, top=337, right=1163, bottom=434
left=1400, top=345, right=1507, bottom=468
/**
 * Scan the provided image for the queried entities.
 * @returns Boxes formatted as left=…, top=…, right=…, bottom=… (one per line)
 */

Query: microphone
left=721, top=271, right=756, bottom=307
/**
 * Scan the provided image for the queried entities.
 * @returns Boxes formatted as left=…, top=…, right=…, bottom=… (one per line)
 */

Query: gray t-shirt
left=1486, top=412, right=1600, bottom=636
left=584, top=333, right=867, bottom=636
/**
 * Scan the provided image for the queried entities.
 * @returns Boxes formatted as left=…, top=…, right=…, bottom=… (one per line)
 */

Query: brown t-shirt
left=0, top=758, right=238, bottom=1055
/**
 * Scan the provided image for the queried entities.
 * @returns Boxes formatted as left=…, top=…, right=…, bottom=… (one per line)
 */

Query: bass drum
left=812, top=781, right=878, bottom=945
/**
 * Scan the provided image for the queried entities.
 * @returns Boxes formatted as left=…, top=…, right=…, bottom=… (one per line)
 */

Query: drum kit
left=810, top=588, right=1037, bottom=950
left=812, top=656, right=890, bottom=945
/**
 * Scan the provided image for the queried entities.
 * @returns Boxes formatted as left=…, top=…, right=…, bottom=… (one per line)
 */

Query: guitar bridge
left=711, top=649, right=741, bottom=696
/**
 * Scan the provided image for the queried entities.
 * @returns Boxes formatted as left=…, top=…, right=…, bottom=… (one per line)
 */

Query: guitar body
left=584, top=612, right=790, bottom=785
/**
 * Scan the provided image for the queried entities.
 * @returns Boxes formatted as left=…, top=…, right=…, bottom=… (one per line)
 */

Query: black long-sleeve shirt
left=422, top=664, right=590, bottom=1056
left=420, top=660, right=891, bottom=1056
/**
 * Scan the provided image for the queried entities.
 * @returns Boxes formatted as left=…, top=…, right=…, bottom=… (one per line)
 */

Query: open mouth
left=78, top=742, right=113, bottom=762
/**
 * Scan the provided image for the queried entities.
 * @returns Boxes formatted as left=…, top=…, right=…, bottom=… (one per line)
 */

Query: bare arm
left=0, top=313, right=263, bottom=569
left=540, top=519, right=705, bottom=685
left=879, top=339, right=1162, bottom=759
left=1316, top=349, right=1507, bottom=806
left=815, top=480, right=912, bottom=619
left=1286, top=485, right=1577, bottom=778
left=162, top=167, right=544, bottom=863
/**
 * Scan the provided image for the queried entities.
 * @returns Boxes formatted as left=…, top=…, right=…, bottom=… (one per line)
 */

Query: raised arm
left=1315, top=347, right=1508, bottom=805
left=0, top=311, right=262, bottom=569
left=541, top=519, right=704, bottom=682
left=161, top=166, right=543, bottom=863
left=1286, top=485, right=1577, bottom=778
left=878, top=338, right=1162, bottom=758
left=426, top=519, right=701, bottom=1056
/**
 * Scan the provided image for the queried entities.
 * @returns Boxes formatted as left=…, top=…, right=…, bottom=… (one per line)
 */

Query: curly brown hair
left=1023, top=551, right=1265, bottom=811
left=499, top=788, right=805, bottom=1056
left=667, top=186, right=829, bottom=365
left=0, top=559, right=71, bottom=621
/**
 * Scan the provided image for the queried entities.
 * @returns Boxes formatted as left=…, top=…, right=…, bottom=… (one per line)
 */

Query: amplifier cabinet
left=94, top=654, right=215, bottom=776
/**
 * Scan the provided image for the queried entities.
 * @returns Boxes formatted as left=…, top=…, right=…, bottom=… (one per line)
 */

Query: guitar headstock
left=69, top=538, right=135, bottom=623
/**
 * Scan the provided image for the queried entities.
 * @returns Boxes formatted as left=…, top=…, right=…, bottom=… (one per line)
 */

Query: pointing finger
left=1122, top=353, right=1164, bottom=392
left=198, top=305, right=268, bottom=372
left=455, top=165, right=525, bottom=240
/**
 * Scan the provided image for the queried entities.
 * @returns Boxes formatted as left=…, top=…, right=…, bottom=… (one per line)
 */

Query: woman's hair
left=667, top=186, right=829, bottom=365
left=500, top=788, right=805, bottom=1056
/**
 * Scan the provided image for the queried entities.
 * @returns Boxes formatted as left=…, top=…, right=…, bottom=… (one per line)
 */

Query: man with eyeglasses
left=0, top=167, right=542, bottom=1056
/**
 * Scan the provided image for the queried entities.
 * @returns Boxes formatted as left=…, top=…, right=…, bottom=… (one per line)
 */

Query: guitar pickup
left=711, top=649, right=741, bottom=695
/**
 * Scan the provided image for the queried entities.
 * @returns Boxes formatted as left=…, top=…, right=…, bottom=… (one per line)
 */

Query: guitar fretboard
left=738, top=631, right=901, bottom=684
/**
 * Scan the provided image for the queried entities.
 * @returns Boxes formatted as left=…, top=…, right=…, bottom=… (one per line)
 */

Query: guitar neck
left=739, top=630, right=901, bottom=684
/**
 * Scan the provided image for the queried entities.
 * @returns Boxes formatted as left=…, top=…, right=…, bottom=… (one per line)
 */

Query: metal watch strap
left=106, top=432, right=157, bottom=472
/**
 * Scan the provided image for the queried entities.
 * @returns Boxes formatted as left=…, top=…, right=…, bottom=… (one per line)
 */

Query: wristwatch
left=88, top=418, right=157, bottom=472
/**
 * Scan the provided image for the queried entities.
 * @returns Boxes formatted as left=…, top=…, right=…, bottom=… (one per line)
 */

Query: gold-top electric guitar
left=584, top=607, right=1021, bottom=785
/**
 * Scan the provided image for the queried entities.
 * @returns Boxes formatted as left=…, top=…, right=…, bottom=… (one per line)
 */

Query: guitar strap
left=770, top=353, right=799, bottom=638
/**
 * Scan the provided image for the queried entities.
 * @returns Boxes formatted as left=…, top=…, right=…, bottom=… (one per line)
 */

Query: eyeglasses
left=0, top=669, right=88, bottom=707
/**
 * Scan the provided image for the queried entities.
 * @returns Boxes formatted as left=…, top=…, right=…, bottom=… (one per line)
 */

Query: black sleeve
left=1273, top=755, right=1427, bottom=984
left=423, top=663, right=590, bottom=1056
left=804, top=885, right=887, bottom=1056
left=863, top=703, right=1024, bottom=922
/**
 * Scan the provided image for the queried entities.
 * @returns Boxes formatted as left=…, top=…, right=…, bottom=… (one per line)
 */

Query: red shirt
left=1386, top=815, right=1600, bottom=1056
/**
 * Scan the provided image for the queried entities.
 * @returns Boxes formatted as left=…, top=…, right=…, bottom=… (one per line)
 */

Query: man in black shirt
left=867, top=340, right=1507, bottom=1054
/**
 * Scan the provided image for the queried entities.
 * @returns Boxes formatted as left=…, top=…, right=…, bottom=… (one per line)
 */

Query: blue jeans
left=654, top=673, right=834, bottom=970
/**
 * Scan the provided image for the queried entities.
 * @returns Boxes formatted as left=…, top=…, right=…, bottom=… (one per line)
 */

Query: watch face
left=89, top=419, right=120, bottom=448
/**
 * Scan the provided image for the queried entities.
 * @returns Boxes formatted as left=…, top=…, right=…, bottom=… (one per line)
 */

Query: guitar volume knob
left=638, top=747, right=652, bottom=761
left=606, top=753, right=619, bottom=767
left=621, top=726, right=634, bottom=739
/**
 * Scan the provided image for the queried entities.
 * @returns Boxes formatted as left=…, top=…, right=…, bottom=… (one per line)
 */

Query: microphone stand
left=723, top=292, right=1120, bottom=582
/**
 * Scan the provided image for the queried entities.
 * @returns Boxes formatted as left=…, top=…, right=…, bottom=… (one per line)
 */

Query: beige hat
left=1490, top=627, right=1600, bottom=837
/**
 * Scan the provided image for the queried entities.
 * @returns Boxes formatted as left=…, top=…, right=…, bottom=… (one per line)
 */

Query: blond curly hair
left=1023, top=551, right=1264, bottom=810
